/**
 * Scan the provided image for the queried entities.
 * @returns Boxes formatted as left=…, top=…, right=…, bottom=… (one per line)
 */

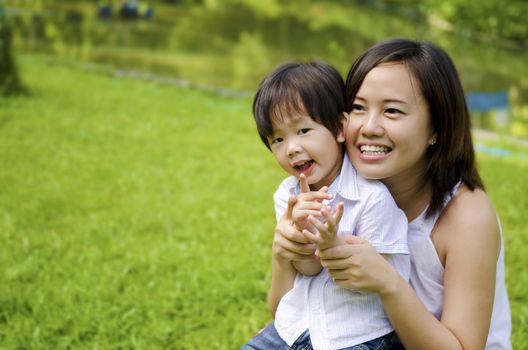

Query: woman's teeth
left=360, top=145, right=391, bottom=154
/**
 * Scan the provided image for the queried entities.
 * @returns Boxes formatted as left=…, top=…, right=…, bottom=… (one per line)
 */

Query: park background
left=1, top=0, right=527, bottom=348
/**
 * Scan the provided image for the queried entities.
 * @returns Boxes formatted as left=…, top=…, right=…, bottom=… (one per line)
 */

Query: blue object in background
left=98, top=4, right=112, bottom=19
left=466, top=91, right=508, bottom=112
left=475, top=143, right=512, bottom=157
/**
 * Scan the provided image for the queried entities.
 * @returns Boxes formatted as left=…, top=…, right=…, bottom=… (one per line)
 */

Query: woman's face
left=344, top=63, right=436, bottom=186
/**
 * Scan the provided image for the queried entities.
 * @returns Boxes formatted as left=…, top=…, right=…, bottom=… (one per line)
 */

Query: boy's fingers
left=298, top=192, right=332, bottom=202
left=321, top=208, right=336, bottom=232
left=333, top=202, right=344, bottom=225
left=308, top=215, right=328, bottom=234
left=303, top=229, right=323, bottom=245
left=286, top=195, right=297, bottom=220
left=294, top=201, right=325, bottom=211
left=292, top=209, right=321, bottom=220
left=299, top=174, right=310, bottom=193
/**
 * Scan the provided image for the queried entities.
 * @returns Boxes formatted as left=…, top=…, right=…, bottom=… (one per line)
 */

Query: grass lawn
left=0, top=55, right=526, bottom=349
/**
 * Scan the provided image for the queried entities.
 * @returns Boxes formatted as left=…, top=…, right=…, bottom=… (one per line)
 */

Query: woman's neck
left=383, top=175, right=432, bottom=222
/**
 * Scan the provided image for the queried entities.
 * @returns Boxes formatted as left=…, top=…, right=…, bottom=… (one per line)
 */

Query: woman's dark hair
left=253, top=61, right=345, bottom=149
left=345, top=38, right=483, bottom=217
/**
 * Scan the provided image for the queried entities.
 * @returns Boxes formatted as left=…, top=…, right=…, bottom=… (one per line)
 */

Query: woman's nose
left=361, top=113, right=384, bottom=136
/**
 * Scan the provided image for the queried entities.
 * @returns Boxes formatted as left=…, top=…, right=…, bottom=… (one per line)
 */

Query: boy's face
left=267, top=112, right=344, bottom=191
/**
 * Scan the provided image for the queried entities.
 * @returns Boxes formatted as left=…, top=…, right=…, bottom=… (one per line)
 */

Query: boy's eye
left=270, top=137, right=283, bottom=145
left=298, top=128, right=311, bottom=135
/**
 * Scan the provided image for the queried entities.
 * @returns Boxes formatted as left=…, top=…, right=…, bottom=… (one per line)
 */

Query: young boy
left=243, top=62, right=410, bottom=350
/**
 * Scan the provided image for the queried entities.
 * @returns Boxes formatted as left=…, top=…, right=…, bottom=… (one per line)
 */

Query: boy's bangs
left=269, top=91, right=307, bottom=125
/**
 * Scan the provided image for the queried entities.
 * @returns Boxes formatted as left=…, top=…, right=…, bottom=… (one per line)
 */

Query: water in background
left=6, top=1, right=528, bottom=136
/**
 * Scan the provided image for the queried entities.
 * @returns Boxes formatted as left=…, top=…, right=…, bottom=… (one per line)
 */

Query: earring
left=430, top=138, right=437, bottom=146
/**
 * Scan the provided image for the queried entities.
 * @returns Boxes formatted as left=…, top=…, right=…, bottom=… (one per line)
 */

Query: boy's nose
left=286, top=140, right=302, bottom=157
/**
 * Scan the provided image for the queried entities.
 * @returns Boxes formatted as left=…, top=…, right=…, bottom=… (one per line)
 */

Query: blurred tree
left=361, top=0, right=527, bottom=48
left=0, top=0, right=27, bottom=96
left=424, top=0, right=528, bottom=48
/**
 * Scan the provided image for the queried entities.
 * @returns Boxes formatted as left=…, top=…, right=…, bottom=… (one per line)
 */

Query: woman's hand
left=317, top=235, right=399, bottom=295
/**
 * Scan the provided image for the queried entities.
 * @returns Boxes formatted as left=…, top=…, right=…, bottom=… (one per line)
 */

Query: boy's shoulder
left=273, top=176, right=299, bottom=201
left=279, top=175, right=299, bottom=189
left=354, top=172, right=390, bottom=195
left=340, top=156, right=392, bottom=200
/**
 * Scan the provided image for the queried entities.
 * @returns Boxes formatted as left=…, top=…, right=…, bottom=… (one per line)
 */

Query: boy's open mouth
left=294, top=160, right=314, bottom=172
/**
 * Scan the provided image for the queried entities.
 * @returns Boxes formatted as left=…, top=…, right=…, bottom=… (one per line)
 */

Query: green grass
left=0, top=55, right=526, bottom=349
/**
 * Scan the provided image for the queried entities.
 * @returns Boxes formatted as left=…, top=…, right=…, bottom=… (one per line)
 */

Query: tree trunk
left=0, top=3, right=27, bottom=96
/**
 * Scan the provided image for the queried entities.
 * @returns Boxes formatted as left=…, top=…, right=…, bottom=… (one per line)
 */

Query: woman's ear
left=428, top=131, right=437, bottom=146
left=337, top=112, right=349, bottom=143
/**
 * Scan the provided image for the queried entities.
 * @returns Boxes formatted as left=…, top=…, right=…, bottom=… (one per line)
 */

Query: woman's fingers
left=317, top=239, right=364, bottom=259
left=320, top=256, right=354, bottom=270
left=274, top=235, right=317, bottom=261
left=276, top=222, right=309, bottom=244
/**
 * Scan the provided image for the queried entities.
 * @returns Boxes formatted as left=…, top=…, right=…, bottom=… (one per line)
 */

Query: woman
left=270, top=39, right=512, bottom=349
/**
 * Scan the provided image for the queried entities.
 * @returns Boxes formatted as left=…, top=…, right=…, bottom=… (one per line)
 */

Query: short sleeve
left=356, top=189, right=409, bottom=255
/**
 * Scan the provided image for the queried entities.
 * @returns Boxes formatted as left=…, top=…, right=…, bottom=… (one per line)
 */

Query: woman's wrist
left=272, top=248, right=294, bottom=268
left=378, top=265, right=405, bottom=300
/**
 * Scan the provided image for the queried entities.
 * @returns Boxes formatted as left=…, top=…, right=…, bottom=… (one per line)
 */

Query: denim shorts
left=241, top=321, right=395, bottom=350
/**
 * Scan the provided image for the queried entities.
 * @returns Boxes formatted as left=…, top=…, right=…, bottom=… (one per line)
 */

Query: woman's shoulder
left=433, top=185, right=500, bottom=262
left=443, top=185, right=497, bottom=227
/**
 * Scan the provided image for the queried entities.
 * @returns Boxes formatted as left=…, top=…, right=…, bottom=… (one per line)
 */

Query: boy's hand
left=274, top=195, right=323, bottom=276
left=273, top=196, right=317, bottom=262
left=303, top=202, right=345, bottom=251
left=292, top=174, right=333, bottom=231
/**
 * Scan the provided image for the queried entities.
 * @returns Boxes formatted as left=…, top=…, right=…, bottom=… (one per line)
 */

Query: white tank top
left=407, top=183, right=512, bottom=349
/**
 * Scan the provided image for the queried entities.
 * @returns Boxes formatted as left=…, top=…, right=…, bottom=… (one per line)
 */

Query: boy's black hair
left=253, top=61, right=346, bottom=149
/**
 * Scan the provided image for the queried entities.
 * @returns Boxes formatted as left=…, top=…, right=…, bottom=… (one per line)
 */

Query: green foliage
left=0, top=55, right=526, bottom=348
left=367, top=0, right=528, bottom=47
left=425, top=0, right=527, bottom=47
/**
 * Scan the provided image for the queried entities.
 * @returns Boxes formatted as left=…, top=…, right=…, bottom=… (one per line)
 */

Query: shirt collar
left=334, top=154, right=360, bottom=201
left=289, top=154, right=360, bottom=201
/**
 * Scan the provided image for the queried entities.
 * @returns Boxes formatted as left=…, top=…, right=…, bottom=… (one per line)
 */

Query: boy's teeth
left=360, top=145, right=390, bottom=153
left=295, top=160, right=312, bottom=170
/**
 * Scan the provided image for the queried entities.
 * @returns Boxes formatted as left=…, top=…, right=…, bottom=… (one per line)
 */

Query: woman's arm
left=319, top=189, right=500, bottom=349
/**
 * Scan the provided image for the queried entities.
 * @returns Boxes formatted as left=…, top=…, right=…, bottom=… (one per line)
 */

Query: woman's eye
left=298, top=128, right=311, bottom=135
left=350, top=103, right=365, bottom=112
left=385, top=108, right=403, bottom=115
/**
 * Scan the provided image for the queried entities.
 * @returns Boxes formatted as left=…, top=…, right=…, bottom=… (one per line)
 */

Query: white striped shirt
left=273, top=155, right=410, bottom=350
